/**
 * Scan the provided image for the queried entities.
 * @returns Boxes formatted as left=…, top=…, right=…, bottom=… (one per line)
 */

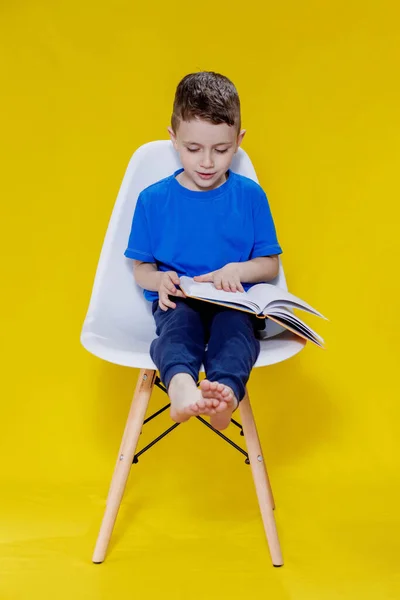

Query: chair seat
left=81, top=320, right=305, bottom=370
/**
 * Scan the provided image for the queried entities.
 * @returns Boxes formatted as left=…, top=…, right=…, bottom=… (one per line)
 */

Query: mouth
left=197, top=172, right=216, bottom=180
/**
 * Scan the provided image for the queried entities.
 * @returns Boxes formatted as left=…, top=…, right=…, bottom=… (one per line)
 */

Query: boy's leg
left=203, top=308, right=260, bottom=430
left=150, top=298, right=220, bottom=422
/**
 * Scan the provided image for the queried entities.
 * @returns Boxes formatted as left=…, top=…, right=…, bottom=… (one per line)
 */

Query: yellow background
left=1, top=1, right=399, bottom=598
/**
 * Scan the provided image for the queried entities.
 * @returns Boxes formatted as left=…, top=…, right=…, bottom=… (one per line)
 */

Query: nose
left=200, top=152, right=214, bottom=169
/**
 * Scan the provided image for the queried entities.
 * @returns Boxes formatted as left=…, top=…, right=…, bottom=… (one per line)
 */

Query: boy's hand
left=194, top=263, right=244, bottom=293
left=158, top=271, right=185, bottom=311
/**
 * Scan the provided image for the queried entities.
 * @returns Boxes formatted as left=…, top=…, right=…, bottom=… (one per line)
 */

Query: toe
left=200, top=381, right=215, bottom=399
left=200, top=379, right=211, bottom=391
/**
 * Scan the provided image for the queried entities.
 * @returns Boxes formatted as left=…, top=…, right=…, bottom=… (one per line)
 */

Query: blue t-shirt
left=124, top=168, right=282, bottom=301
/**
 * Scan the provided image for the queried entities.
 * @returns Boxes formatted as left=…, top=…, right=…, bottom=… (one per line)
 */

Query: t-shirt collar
left=171, top=168, right=234, bottom=200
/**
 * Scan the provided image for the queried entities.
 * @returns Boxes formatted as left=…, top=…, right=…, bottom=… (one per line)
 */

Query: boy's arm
left=133, top=261, right=162, bottom=291
left=237, top=256, right=279, bottom=283
left=194, top=256, right=279, bottom=293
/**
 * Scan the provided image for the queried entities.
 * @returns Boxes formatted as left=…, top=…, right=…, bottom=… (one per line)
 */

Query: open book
left=179, top=276, right=327, bottom=348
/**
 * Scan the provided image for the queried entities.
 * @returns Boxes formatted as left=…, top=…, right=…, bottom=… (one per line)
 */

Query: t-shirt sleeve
left=250, top=190, right=283, bottom=258
left=124, top=193, right=155, bottom=262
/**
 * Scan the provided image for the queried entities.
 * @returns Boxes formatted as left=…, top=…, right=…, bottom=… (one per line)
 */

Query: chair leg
left=239, top=391, right=283, bottom=567
left=92, top=369, right=155, bottom=564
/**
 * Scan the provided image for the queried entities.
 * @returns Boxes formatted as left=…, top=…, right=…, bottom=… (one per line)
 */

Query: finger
left=194, top=272, right=214, bottom=282
left=163, top=279, right=175, bottom=293
left=166, top=282, right=178, bottom=294
left=214, top=275, right=223, bottom=290
left=160, top=293, right=176, bottom=310
left=164, top=297, right=177, bottom=309
left=233, top=278, right=243, bottom=293
left=159, top=300, right=168, bottom=311
left=173, top=290, right=186, bottom=298
left=159, top=293, right=168, bottom=311
left=170, top=272, right=181, bottom=286
left=229, top=281, right=237, bottom=292
left=222, top=278, right=231, bottom=292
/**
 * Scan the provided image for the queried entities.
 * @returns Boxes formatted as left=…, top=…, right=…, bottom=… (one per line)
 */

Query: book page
left=267, top=307, right=324, bottom=345
left=179, top=276, right=261, bottom=312
left=246, top=283, right=326, bottom=319
left=267, top=314, right=324, bottom=348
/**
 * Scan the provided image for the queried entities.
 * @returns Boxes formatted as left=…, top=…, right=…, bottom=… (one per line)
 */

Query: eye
left=187, top=148, right=199, bottom=153
left=215, top=149, right=228, bottom=154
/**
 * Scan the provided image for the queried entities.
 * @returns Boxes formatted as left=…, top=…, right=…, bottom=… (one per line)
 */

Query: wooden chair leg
left=239, top=390, right=283, bottom=567
left=92, top=369, right=155, bottom=564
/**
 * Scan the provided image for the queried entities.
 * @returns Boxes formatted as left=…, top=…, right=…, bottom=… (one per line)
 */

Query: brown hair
left=171, top=71, right=241, bottom=133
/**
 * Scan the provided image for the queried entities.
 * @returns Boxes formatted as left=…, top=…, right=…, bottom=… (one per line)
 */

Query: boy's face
left=168, top=118, right=245, bottom=191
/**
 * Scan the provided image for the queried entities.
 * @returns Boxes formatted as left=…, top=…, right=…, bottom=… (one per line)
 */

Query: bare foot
left=200, top=380, right=238, bottom=430
left=168, top=374, right=220, bottom=423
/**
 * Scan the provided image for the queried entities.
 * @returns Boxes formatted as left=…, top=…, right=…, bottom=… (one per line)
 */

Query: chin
left=199, top=182, right=219, bottom=191
left=196, top=179, right=215, bottom=188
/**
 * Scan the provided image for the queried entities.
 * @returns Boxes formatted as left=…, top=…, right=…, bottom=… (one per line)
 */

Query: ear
left=168, top=126, right=178, bottom=150
left=235, top=129, right=246, bottom=152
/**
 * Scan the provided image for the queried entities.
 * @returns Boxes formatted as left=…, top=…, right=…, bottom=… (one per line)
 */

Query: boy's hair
left=171, top=71, right=241, bottom=133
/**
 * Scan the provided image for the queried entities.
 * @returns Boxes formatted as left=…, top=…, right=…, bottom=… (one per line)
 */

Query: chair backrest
left=81, top=140, right=287, bottom=344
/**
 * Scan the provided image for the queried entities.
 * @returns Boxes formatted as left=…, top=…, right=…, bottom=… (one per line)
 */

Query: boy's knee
left=153, top=298, right=203, bottom=335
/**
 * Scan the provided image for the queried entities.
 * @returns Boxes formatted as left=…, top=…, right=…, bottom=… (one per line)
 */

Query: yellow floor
left=1, top=422, right=398, bottom=600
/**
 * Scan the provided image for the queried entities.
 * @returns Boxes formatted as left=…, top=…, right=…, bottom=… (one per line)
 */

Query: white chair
left=81, top=140, right=305, bottom=567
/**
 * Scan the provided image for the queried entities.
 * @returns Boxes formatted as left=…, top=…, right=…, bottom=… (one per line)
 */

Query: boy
left=125, top=72, right=282, bottom=430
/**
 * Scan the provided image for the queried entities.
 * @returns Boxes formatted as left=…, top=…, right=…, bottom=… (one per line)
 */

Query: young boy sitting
left=125, top=71, right=282, bottom=431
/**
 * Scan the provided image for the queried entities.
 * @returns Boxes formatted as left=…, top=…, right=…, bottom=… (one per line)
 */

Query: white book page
left=247, top=283, right=326, bottom=319
left=179, top=277, right=260, bottom=311
left=267, top=307, right=324, bottom=345
left=268, top=314, right=324, bottom=348
left=266, top=300, right=325, bottom=319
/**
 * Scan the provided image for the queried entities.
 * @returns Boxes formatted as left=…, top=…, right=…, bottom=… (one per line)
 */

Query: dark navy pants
left=150, top=297, right=261, bottom=402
